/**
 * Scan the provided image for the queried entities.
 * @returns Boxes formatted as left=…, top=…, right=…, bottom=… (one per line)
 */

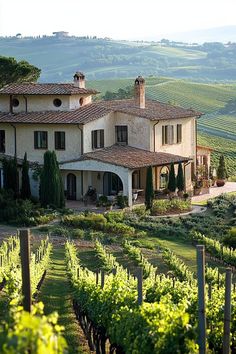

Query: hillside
left=1, top=36, right=236, bottom=82
left=88, top=77, right=236, bottom=175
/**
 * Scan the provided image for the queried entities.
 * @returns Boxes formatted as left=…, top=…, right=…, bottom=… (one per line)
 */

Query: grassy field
left=38, top=247, right=89, bottom=354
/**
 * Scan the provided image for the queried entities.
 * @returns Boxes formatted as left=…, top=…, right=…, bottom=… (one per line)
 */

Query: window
left=162, top=125, right=174, bottom=145
left=177, top=124, right=182, bottom=143
left=79, top=98, right=84, bottom=106
left=55, top=131, right=65, bottom=150
left=0, top=130, right=5, bottom=152
left=53, top=98, right=62, bottom=107
left=12, top=98, right=19, bottom=107
left=115, top=126, right=128, bottom=144
left=91, top=129, right=104, bottom=149
left=34, top=131, right=48, bottom=149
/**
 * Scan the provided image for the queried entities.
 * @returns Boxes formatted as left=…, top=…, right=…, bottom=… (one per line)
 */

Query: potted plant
left=216, top=155, right=227, bottom=187
left=193, top=178, right=203, bottom=195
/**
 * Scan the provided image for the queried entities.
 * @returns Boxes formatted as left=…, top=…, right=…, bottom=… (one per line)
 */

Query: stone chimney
left=73, top=72, right=85, bottom=88
left=134, top=76, right=145, bottom=109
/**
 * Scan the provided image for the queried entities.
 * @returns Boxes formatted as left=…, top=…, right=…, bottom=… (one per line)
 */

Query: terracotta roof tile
left=61, top=145, right=191, bottom=169
left=99, top=99, right=201, bottom=120
left=0, top=99, right=201, bottom=125
left=0, top=83, right=98, bottom=95
left=0, top=103, right=112, bottom=124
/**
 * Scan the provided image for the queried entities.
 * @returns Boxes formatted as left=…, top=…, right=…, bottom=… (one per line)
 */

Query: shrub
left=61, top=213, right=107, bottom=230
left=51, top=226, right=69, bottom=237
left=132, top=206, right=149, bottom=218
left=105, top=211, right=124, bottom=223
left=71, top=228, right=85, bottom=239
left=152, top=199, right=191, bottom=216
left=223, top=227, right=236, bottom=249
left=105, top=222, right=135, bottom=236
left=116, top=195, right=128, bottom=209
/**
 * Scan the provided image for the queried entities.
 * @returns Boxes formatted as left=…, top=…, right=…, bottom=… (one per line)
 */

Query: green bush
left=105, top=211, right=124, bottom=223
left=61, top=213, right=107, bottom=230
left=152, top=199, right=191, bottom=216
left=132, top=205, right=149, bottom=218
left=71, top=229, right=85, bottom=239
left=51, top=226, right=69, bottom=237
left=116, top=195, right=128, bottom=209
left=223, top=227, right=236, bottom=249
left=105, top=222, right=135, bottom=236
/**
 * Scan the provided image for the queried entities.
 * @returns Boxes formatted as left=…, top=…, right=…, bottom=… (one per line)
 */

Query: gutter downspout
left=9, top=123, right=17, bottom=157
left=23, top=95, right=28, bottom=113
left=153, top=121, right=159, bottom=189
left=77, top=125, right=84, bottom=198
left=153, top=120, right=159, bottom=152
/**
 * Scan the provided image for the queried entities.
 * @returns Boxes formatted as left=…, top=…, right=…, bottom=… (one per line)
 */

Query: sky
left=0, top=0, right=235, bottom=40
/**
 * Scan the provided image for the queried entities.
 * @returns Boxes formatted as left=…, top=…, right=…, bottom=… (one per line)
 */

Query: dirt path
left=38, top=247, right=91, bottom=354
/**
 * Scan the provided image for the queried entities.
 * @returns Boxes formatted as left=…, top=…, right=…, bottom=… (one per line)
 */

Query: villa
left=0, top=73, right=202, bottom=206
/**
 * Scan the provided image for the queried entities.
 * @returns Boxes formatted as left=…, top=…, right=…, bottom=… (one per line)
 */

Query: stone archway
left=103, top=172, right=123, bottom=196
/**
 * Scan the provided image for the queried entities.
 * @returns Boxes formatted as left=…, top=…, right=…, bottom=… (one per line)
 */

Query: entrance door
left=67, top=173, right=76, bottom=200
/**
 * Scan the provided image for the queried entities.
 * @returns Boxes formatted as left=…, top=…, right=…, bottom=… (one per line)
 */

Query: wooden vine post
left=196, top=245, right=206, bottom=354
left=19, top=229, right=31, bottom=313
left=223, top=268, right=232, bottom=354
left=137, top=267, right=143, bottom=306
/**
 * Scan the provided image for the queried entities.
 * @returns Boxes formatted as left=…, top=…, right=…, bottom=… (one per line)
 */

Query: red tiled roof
left=100, top=99, right=201, bottom=120
left=0, top=103, right=111, bottom=124
left=0, top=83, right=98, bottom=95
left=0, top=99, right=201, bottom=125
left=61, top=145, right=191, bottom=169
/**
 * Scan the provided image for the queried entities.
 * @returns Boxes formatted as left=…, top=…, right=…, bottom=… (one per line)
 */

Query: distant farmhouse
left=0, top=72, right=207, bottom=205
left=52, top=31, right=69, bottom=38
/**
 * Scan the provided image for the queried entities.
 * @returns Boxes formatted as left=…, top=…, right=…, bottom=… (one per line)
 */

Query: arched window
left=160, top=166, right=169, bottom=189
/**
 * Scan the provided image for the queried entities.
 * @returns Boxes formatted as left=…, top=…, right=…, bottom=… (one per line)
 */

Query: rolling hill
left=1, top=36, right=236, bottom=82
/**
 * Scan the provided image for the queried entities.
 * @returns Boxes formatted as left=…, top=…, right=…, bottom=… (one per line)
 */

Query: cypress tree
left=145, top=166, right=154, bottom=210
left=168, top=162, right=176, bottom=193
left=21, top=152, right=31, bottom=199
left=40, top=151, right=65, bottom=208
left=217, top=155, right=227, bottom=179
left=176, top=162, right=184, bottom=192
left=2, top=157, right=18, bottom=197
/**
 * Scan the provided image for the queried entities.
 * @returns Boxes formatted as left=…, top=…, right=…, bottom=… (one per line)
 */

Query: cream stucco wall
left=151, top=117, right=196, bottom=160
left=114, top=112, right=151, bottom=150
left=0, top=94, right=92, bottom=113
left=0, top=122, right=82, bottom=163
left=83, top=112, right=115, bottom=153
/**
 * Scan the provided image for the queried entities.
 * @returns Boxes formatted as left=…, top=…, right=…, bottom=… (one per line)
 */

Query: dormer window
left=79, top=98, right=84, bottom=106
left=12, top=98, right=19, bottom=107
left=53, top=98, right=62, bottom=107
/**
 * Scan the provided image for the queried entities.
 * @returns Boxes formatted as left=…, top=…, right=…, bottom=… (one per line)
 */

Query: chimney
left=134, top=76, right=145, bottom=109
left=73, top=72, right=85, bottom=88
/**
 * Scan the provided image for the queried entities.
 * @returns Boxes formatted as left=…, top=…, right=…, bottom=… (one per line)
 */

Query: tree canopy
left=40, top=151, right=65, bottom=208
left=0, top=56, right=41, bottom=88
left=145, top=166, right=154, bottom=210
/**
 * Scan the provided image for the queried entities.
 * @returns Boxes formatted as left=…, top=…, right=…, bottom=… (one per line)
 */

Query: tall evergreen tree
left=21, top=152, right=31, bottom=199
left=2, top=157, right=18, bottom=197
left=145, top=166, right=154, bottom=210
left=176, top=162, right=184, bottom=192
left=40, top=151, right=65, bottom=208
left=168, top=162, right=176, bottom=193
left=217, top=155, right=227, bottom=179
